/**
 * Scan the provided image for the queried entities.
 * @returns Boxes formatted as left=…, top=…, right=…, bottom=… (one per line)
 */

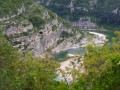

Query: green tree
left=0, top=33, right=60, bottom=90
left=29, top=15, right=45, bottom=29
left=76, top=32, right=120, bottom=90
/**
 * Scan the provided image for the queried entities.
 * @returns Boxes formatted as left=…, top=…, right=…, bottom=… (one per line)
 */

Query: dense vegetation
left=41, top=0, right=120, bottom=26
left=60, top=31, right=120, bottom=90
left=0, top=0, right=34, bottom=16
left=0, top=33, right=59, bottom=90
left=29, top=15, right=45, bottom=29
left=1, top=31, right=120, bottom=90
left=81, top=34, right=120, bottom=90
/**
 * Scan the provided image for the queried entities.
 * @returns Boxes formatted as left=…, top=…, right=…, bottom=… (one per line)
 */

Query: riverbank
left=56, top=57, right=84, bottom=83
left=56, top=32, right=108, bottom=83
left=88, top=31, right=108, bottom=46
left=52, top=31, right=108, bottom=53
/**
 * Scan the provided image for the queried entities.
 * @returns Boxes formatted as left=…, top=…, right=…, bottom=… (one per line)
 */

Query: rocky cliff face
left=0, top=2, right=84, bottom=57
left=40, top=0, right=120, bottom=26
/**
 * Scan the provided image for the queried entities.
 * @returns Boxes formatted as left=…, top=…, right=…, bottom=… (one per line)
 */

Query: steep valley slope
left=0, top=0, right=108, bottom=57
left=0, top=0, right=86, bottom=57
left=40, top=0, right=120, bottom=28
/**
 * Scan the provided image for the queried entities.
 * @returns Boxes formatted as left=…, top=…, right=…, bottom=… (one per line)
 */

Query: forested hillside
left=40, top=0, right=120, bottom=26
left=0, top=0, right=34, bottom=16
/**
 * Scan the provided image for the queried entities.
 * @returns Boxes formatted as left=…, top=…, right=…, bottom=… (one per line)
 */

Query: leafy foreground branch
left=80, top=31, right=120, bottom=90
left=0, top=34, right=60, bottom=90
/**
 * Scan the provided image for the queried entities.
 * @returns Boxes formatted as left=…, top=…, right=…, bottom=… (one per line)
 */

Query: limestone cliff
left=0, top=1, right=84, bottom=57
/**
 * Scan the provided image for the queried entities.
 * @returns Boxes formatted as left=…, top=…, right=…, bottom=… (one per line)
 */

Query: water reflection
left=54, top=47, right=84, bottom=61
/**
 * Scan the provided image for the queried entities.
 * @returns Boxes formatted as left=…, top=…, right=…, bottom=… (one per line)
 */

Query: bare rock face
left=5, top=20, right=73, bottom=57
left=4, top=24, right=33, bottom=36
left=68, top=0, right=75, bottom=13
left=112, top=8, right=120, bottom=15
left=72, top=17, right=98, bottom=30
